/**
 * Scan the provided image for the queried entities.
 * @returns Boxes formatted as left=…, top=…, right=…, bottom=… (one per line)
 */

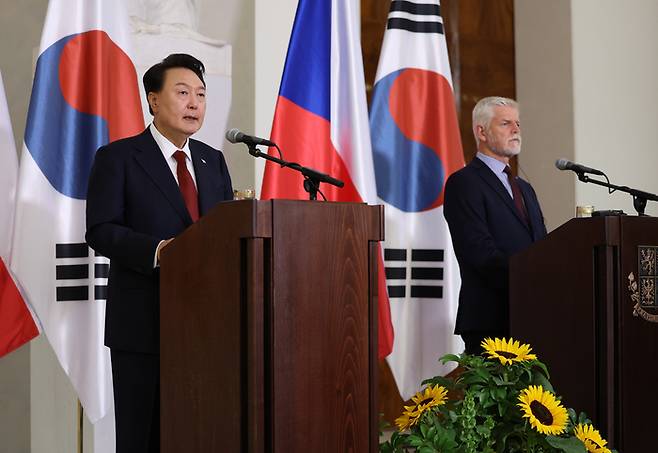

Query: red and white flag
left=0, top=70, right=39, bottom=358
left=261, top=0, right=394, bottom=357
left=11, top=0, right=144, bottom=450
left=369, top=0, right=465, bottom=398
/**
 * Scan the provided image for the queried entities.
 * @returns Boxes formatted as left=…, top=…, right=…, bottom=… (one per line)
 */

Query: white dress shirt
left=149, top=123, right=198, bottom=188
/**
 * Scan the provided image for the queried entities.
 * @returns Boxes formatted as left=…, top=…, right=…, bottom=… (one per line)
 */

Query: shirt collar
left=149, top=123, right=192, bottom=160
left=476, top=151, right=508, bottom=175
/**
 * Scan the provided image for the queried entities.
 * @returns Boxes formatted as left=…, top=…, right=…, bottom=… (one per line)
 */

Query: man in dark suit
left=86, top=54, right=233, bottom=453
left=444, top=96, right=546, bottom=355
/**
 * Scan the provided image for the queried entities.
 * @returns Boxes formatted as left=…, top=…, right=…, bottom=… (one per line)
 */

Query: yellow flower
left=517, top=385, right=568, bottom=435
left=574, top=424, right=612, bottom=453
left=409, top=384, right=448, bottom=412
left=481, top=337, right=537, bottom=365
left=394, top=412, right=414, bottom=431
left=393, top=385, right=448, bottom=432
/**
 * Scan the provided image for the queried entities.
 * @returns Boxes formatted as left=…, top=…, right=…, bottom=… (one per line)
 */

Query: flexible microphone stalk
left=555, top=158, right=605, bottom=176
left=225, top=128, right=275, bottom=147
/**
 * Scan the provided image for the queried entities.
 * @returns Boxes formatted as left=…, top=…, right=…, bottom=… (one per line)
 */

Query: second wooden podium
left=510, top=216, right=658, bottom=452
left=159, top=200, right=383, bottom=452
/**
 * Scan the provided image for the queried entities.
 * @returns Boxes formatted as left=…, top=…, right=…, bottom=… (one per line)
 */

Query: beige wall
left=570, top=0, right=658, bottom=218
left=516, top=0, right=658, bottom=231
left=198, top=0, right=256, bottom=191
left=515, top=0, right=575, bottom=231
left=254, top=0, right=298, bottom=196
left=0, top=341, right=31, bottom=453
left=0, top=0, right=48, bottom=149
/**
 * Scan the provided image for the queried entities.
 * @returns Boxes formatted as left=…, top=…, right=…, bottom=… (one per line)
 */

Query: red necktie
left=173, top=150, right=199, bottom=222
left=503, top=166, right=528, bottom=225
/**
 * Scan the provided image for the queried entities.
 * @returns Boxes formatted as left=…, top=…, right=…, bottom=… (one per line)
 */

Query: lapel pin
left=201, top=158, right=207, bottom=164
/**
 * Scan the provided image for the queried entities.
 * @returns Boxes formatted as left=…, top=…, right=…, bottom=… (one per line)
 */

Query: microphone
left=225, top=128, right=275, bottom=147
left=555, top=158, right=605, bottom=176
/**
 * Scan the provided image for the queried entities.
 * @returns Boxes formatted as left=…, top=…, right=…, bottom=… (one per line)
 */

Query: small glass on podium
left=233, top=189, right=255, bottom=200
left=576, top=205, right=594, bottom=218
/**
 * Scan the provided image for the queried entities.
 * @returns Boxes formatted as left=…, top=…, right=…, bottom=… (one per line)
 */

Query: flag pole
left=77, top=399, right=83, bottom=453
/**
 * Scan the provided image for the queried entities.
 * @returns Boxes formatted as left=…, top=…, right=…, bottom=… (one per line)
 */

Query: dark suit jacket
left=443, top=156, right=546, bottom=335
left=86, top=128, right=233, bottom=353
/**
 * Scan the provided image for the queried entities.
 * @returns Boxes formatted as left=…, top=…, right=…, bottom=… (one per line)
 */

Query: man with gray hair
left=444, top=96, right=546, bottom=354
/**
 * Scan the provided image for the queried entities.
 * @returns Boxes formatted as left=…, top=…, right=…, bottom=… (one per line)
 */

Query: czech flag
left=261, top=0, right=394, bottom=358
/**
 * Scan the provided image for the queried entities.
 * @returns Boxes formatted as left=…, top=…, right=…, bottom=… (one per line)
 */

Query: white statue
left=126, top=0, right=223, bottom=46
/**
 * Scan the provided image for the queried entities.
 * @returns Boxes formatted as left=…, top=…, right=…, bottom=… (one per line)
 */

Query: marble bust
left=126, top=0, right=222, bottom=45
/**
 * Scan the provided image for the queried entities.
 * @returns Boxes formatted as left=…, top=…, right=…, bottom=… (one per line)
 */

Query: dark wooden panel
left=618, top=217, right=658, bottom=452
left=160, top=201, right=273, bottom=452
left=246, top=238, right=267, bottom=452
left=510, top=218, right=614, bottom=421
left=361, top=0, right=389, bottom=101
left=163, top=200, right=381, bottom=452
left=369, top=241, right=380, bottom=449
left=511, top=216, right=658, bottom=452
left=271, top=201, right=379, bottom=452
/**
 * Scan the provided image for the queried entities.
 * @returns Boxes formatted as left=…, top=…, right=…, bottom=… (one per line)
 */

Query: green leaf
left=545, top=435, right=587, bottom=453
left=408, top=434, right=423, bottom=447
left=378, top=442, right=392, bottom=453
left=576, top=411, right=592, bottom=425
left=532, top=361, right=551, bottom=379
left=422, top=375, right=454, bottom=389
left=494, top=386, right=507, bottom=401
left=461, top=374, right=487, bottom=385
left=440, top=353, right=461, bottom=364
left=476, top=424, right=491, bottom=436
left=530, top=371, right=554, bottom=394
left=474, top=367, right=493, bottom=381
left=389, top=431, right=409, bottom=449
left=498, top=401, right=506, bottom=417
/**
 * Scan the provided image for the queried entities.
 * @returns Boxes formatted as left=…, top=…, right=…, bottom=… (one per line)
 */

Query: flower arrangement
left=380, top=338, right=617, bottom=453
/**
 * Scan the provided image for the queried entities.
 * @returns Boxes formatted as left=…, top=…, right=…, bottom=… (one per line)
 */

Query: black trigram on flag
left=55, top=243, right=108, bottom=302
left=384, top=248, right=443, bottom=299
left=387, top=1, right=444, bottom=35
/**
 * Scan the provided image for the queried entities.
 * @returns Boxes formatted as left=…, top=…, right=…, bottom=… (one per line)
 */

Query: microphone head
left=555, top=158, right=570, bottom=170
left=225, top=128, right=242, bottom=144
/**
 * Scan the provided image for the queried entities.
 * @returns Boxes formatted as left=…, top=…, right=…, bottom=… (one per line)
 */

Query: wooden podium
left=159, top=200, right=383, bottom=453
left=510, top=216, right=658, bottom=452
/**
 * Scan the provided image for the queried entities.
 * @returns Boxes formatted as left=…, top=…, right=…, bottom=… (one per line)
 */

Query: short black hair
left=143, top=53, right=206, bottom=115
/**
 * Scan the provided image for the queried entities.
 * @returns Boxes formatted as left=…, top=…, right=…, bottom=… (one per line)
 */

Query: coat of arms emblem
left=628, top=246, right=658, bottom=323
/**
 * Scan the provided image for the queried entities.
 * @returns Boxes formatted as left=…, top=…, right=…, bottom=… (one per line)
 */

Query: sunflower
left=481, top=337, right=537, bottom=365
left=517, top=385, right=568, bottom=435
left=574, top=424, right=612, bottom=453
left=409, top=384, right=448, bottom=412
left=394, top=384, right=448, bottom=431
left=394, top=412, right=414, bottom=431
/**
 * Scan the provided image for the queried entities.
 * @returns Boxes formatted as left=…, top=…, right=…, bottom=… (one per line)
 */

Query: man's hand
left=156, top=238, right=175, bottom=263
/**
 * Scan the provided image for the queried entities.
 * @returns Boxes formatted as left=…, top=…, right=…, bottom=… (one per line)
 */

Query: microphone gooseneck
left=555, top=158, right=605, bottom=176
left=225, top=128, right=275, bottom=147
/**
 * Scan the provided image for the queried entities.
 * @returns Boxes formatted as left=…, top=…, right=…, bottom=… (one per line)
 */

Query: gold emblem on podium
left=629, top=246, right=658, bottom=323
